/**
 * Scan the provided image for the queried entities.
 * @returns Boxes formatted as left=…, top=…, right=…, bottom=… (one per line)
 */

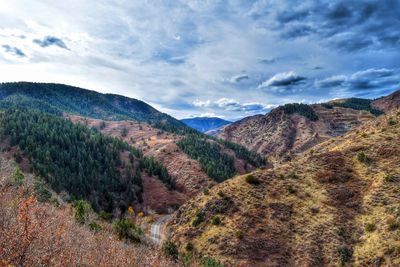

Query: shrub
left=287, top=185, right=296, bottom=194
left=192, top=211, right=205, bottom=227
left=388, top=118, right=397, bottom=126
left=114, top=218, right=143, bottom=243
left=73, top=199, right=92, bottom=224
left=388, top=220, right=400, bottom=231
left=185, top=242, right=194, bottom=251
left=34, top=181, right=52, bottom=202
left=337, top=246, right=352, bottom=266
left=11, top=167, right=24, bottom=186
left=245, top=174, right=260, bottom=185
left=217, top=191, right=225, bottom=198
left=89, top=221, right=102, bottom=233
left=162, top=240, right=179, bottom=261
left=203, top=188, right=210, bottom=195
left=365, top=223, right=376, bottom=232
left=357, top=152, right=370, bottom=163
left=201, top=257, right=223, bottom=267
left=211, top=216, right=221, bottom=225
left=384, top=174, right=397, bottom=182
left=235, top=230, right=244, bottom=239
left=98, top=210, right=112, bottom=221
left=335, top=226, right=345, bottom=237
left=287, top=171, right=298, bottom=179
left=50, top=198, right=60, bottom=207
left=361, top=133, right=368, bottom=138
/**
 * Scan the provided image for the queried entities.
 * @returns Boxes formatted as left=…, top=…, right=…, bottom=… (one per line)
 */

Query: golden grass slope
left=169, top=109, right=400, bottom=267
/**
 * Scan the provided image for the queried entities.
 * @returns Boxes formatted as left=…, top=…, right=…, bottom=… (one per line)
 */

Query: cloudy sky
left=1, top=0, right=399, bottom=120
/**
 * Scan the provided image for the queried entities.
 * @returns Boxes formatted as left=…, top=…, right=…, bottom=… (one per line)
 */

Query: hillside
left=181, top=117, right=231, bottom=133
left=0, top=109, right=180, bottom=214
left=0, top=82, right=265, bottom=215
left=217, top=92, right=400, bottom=162
left=373, top=89, right=400, bottom=113
left=67, top=115, right=262, bottom=204
left=0, top=150, right=174, bottom=266
left=169, top=108, right=400, bottom=266
left=0, top=82, right=187, bottom=133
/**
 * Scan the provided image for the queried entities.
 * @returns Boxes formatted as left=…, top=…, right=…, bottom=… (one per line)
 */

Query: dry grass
left=169, top=109, right=400, bottom=266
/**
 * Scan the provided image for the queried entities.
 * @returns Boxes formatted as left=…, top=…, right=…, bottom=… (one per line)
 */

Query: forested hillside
left=0, top=82, right=188, bottom=133
left=0, top=109, right=173, bottom=212
left=0, top=82, right=266, bottom=196
left=177, top=135, right=265, bottom=183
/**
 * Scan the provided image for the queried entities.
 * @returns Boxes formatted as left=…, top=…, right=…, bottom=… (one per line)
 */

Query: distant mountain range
left=181, top=117, right=231, bottom=133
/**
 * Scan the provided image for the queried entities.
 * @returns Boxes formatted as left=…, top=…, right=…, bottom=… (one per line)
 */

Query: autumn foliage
left=0, top=165, right=173, bottom=267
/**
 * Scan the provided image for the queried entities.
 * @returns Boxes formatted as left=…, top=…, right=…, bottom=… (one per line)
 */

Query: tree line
left=0, top=109, right=174, bottom=212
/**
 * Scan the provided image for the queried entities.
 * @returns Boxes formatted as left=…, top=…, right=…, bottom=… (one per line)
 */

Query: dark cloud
left=33, top=36, right=69, bottom=49
left=348, top=68, right=398, bottom=90
left=316, top=75, right=347, bottom=88
left=280, top=24, right=314, bottom=39
left=2, top=45, right=26, bottom=57
left=259, top=71, right=306, bottom=88
left=270, top=0, right=400, bottom=52
left=316, top=69, right=399, bottom=91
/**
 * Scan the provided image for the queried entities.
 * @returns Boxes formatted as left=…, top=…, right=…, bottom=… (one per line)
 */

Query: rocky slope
left=218, top=104, right=375, bottom=162
left=169, top=108, right=400, bottom=267
left=373, top=89, right=400, bottom=113
left=217, top=90, right=400, bottom=162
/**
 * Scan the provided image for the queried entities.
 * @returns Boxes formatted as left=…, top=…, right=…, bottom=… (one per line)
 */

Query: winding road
left=150, top=215, right=171, bottom=245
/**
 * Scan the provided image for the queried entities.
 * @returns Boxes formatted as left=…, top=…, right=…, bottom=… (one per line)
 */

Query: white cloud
left=0, top=1, right=398, bottom=120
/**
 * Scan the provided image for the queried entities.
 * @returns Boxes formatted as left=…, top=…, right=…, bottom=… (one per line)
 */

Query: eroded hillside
left=218, top=103, right=375, bottom=162
left=169, top=109, right=400, bottom=266
left=218, top=91, right=400, bottom=163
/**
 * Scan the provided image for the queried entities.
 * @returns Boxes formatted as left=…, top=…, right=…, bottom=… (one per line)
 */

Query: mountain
left=0, top=82, right=264, bottom=212
left=181, top=117, right=231, bottom=133
left=217, top=93, right=400, bottom=162
left=372, top=89, right=400, bottom=113
left=0, top=82, right=187, bottom=133
left=169, top=106, right=400, bottom=266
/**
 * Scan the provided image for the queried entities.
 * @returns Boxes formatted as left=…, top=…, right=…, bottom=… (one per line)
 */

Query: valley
left=0, top=82, right=399, bottom=266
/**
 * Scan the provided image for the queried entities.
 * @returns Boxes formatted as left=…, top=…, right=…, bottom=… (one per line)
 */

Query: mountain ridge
left=181, top=117, right=231, bottom=133
left=217, top=90, right=400, bottom=162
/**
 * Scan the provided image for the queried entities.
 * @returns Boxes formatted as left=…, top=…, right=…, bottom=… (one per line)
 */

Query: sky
left=0, top=0, right=399, bottom=120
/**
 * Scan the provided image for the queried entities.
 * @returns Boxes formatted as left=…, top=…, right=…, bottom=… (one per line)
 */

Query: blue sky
left=0, top=0, right=399, bottom=120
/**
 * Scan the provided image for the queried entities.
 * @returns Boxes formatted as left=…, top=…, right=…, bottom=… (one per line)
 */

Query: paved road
left=150, top=215, right=171, bottom=245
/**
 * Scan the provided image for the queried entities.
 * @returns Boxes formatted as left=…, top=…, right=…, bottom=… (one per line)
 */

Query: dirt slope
left=372, top=89, right=400, bottom=112
left=169, top=108, right=400, bottom=267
